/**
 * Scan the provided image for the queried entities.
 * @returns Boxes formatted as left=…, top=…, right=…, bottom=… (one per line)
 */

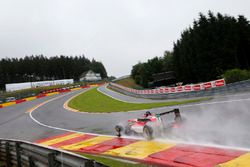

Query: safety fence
left=109, top=79, right=250, bottom=99
left=111, top=79, right=225, bottom=94
left=0, top=138, right=106, bottom=167
left=5, top=79, right=74, bottom=92
left=0, top=84, right=103, bottom=109
left=40, top=85, right=88, bottom=94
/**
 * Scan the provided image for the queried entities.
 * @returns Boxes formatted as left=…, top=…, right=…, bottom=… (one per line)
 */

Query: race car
left=115, top=108, right=183, bottom=140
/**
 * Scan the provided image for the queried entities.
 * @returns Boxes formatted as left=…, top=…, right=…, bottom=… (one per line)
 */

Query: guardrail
left=109, top=79, right=250, bottom=99
left=0, top=138, right=107, bottom=167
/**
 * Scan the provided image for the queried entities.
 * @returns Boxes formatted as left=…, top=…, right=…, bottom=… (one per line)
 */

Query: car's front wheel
left=124, top=125, right=133, bottom=135
left=115, top=125, right=123, bottom=137
left=143, top=125, right=153, bottom=140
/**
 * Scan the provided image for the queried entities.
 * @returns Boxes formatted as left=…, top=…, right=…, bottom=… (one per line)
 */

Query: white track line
left=63, top=89, right=87, bottom=112
left=97, top=85, right=139, bottom=103
left=28, top=87, right=250, bottom=151
left=29, top=89, right=117, bottom=137
left=63, top=87, right=112, bottom=114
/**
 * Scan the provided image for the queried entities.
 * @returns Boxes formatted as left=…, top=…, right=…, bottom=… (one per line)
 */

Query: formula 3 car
left=115, top=108, right=183, bottom=140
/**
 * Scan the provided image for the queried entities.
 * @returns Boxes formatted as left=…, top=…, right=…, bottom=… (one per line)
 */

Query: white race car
left=115, top=108, right=183, bottom=140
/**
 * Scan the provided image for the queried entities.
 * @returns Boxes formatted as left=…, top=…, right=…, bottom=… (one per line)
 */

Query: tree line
left=132, top=11, right=250, bottom=87
left=0, top=55, right=107, bottom=89
left=131, top=51, right=173, bottom=87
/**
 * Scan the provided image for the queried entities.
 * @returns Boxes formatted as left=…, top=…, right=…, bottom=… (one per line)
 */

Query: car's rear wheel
left=143, top=125, right=153, bottom=140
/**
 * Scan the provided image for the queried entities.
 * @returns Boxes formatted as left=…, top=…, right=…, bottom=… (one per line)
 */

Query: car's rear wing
left=156, top=108, right=180, bottom=117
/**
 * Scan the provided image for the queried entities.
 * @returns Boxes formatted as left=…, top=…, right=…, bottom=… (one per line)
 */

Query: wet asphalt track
left=1, top=85, right=250, bottom=149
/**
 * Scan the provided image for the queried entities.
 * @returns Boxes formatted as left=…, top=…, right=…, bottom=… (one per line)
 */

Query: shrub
left=223, top=68, right=250, bottom=83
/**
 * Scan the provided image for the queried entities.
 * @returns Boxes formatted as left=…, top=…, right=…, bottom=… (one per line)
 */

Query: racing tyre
left=143, top=125, right=153, bottom=140
left=115, top=125, right=123, bottom=137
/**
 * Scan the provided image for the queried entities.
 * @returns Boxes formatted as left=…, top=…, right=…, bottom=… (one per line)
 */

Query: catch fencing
left=5, top=79, right=74, bottom=92
left=0, top=138, right=106, bottom=167
left=109, top=79, right=250, bottom=99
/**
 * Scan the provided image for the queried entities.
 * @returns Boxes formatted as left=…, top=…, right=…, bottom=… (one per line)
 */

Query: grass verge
left=80, top=153, right=147, bottom=167
left=0, top=161, right=4, bottom=167
left=68, top=87, right=211, bottom=113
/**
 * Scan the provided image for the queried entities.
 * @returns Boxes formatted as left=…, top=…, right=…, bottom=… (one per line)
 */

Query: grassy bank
left=68, top=87, right=210, bottom=113
left=115, top=77, right=142, bottom=89
left=0, top=161, right=4, bottom=166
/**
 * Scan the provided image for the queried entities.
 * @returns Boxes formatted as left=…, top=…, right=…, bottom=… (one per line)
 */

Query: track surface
left=1, top=85, right=250, bottom=150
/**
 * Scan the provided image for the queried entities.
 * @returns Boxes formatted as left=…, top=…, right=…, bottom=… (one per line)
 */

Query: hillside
left=114, top=76, right=143, bottom=89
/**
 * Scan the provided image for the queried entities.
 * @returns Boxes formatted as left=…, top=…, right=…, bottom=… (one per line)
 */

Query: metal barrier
left=0, top=138, right=107, bottom=167
left=109, top=79, right=250, bottom=99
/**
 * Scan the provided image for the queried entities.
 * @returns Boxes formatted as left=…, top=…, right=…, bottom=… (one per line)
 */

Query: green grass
left=68, top=87, right=210, bottom=113
left=115, top=77, right=143, bottom=89
left=80, top=153, right=147, bottom=167
left=0, top=161, right=4, bottom=167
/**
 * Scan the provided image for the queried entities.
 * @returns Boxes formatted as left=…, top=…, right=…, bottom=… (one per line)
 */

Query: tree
left=0, top=55, right=107, bottom=89
left=131, top=11, right=250, bottom=88
left=173, top=11, right=250, bottom=83
left=131, top=52, right=174, bottom=88
left=89, top=59, right=107, bottom=79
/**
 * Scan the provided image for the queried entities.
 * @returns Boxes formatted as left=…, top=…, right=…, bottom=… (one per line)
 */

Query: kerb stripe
left=61, top=136, right=114, bottom=151
left=51, top=134, right=96, bottom=148
left=144, top=144, right=245, bottom=167
left=218, top=153, right=250, bottom=167
left=79, top=138, right=138, bottom=154
left=104, top=140, right=174, bottom=159
left=36, top=132, right=74, bottom=143
left=40, top=133, right=83, bottom=146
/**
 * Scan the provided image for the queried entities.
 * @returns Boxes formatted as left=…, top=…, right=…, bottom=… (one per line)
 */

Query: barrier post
left=5, top=142, right=11, bottom=167
left=48, top=152, right=60, bottom=167
left=28, top=156, right=35, bottom=167
left=15, top=142, right=22, bottom=167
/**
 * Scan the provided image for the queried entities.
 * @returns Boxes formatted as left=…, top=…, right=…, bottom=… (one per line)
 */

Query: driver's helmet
left=144, top=111, right=152, bottom=117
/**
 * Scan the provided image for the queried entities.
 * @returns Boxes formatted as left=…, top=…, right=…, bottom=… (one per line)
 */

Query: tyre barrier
left=40, top=85, right=82, bottom=94
left=0, top=138, right=107, bottom=167
left=109, top=79, right=250, bottom=99
left=0, top=84, right=104, bottom=109
left=36, top=132, right=250, bottom=167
